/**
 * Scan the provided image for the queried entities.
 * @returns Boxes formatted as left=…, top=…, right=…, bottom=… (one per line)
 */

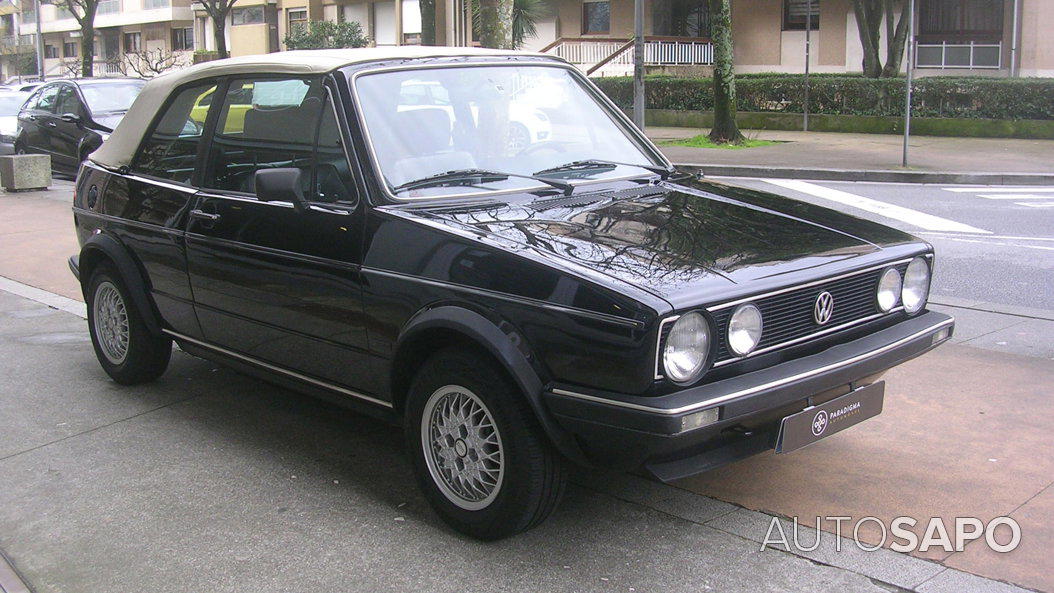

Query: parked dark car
left=17, top=78, right=144, bottom=173
left=70, top=48, right=953, bottom=540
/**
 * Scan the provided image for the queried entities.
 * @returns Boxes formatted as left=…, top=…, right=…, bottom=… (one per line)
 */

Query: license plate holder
left=776, top=382, right=885, bottom=454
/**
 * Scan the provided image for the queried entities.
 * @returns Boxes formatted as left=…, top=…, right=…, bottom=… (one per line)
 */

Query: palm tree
left=707, top=0, right=743, bottom=144
left=474, top=0, right=547, bottom=49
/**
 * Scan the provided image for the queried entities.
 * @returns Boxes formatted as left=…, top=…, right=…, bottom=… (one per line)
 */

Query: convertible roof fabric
left=90, top=47, right=548, bottom=170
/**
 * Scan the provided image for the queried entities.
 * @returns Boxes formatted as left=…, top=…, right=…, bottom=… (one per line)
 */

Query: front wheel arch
left=391, top=306, right=588, bottom=466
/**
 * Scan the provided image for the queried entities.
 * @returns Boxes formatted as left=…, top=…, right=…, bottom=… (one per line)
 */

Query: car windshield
left=80, top=81, right=145, bottom=114
left=0, top=94, right=26, bottom=115
left=353, top=64, right=660, bottom=199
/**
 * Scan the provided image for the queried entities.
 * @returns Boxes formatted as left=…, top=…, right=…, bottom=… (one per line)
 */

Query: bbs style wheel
left=86, top=264, right=172, bottom=385
left=405, top=348, right=567, bottom=540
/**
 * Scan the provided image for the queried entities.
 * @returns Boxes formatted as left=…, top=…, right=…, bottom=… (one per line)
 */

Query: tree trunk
left=79, top=15, right=95, bottom=77
left=420, top=0, right=436, bottom=45
left=707, top=0, right=743, bottom=144
left=213, top=15, right=229, bottom=59
left=852, top=0, right=882, bottom=77
left=477, top=0, right=514, bottom=49
left=881, top=0, right=911, bottom=77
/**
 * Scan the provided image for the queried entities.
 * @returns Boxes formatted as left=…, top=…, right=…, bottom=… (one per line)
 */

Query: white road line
left=976, top=194, right=1054, bottom=200
left=1020, top=202, right=1054, bottom=209
left=0, top=276, right=86, bottom=318
left=919, top=232, right=1054, bottom=242
left=764, top=179, right=991, bottom=234
left=938, top=238, right=1054, bottom=251
left=942, top=187, right=1054, bottom=193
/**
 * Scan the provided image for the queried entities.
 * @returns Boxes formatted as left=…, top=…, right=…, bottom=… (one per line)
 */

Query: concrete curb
left=676, top=164, right=1054, bottom=185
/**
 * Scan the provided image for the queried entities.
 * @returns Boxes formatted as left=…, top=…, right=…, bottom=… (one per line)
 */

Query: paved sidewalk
left=649, top=128, right=1054, bottom=183
left=1, top=182, right=1050, bottom=592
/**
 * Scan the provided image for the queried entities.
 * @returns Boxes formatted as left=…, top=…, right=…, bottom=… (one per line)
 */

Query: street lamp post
left=803, top=0, right=811, bottom=132
left=34, top=0, right=45, bottom=81
left=902, top=0, right=915, bottom=167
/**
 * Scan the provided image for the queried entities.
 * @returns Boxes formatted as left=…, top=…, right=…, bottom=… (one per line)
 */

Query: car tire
left=507, top=122, right=531, bottom=153
left=405, top=347, right=567, bottom=540
left=14, top=142, right=26, bottom=155
left=86, top=264, right=172, bottom=385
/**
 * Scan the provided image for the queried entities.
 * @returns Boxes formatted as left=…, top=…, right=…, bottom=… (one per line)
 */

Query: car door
left=33, top=83, right=64, bottom=158
left=18, top=84, right=56, bottom=153
left=51, top=83, right=83, bottom=169
left=184, top=76, right=374, bottom=394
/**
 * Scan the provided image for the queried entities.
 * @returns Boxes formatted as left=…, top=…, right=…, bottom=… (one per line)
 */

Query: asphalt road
left=716, top=178, right=1054, bottom=314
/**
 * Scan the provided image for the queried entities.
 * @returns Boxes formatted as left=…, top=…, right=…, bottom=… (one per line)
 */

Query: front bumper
left=543, top=311, right=954, bottom=481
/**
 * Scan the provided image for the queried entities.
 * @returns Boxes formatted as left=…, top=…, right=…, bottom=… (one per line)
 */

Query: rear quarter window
left=132, top=81, right=218, bottom=184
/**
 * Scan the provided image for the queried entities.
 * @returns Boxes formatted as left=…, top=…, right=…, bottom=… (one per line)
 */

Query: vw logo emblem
left=814, top=291, right=834, bottom=325
left=811, top=410, right=829, bottom=436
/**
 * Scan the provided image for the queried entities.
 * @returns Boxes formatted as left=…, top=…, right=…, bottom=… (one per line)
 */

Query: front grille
left=708, top=262, right=909, bottom=365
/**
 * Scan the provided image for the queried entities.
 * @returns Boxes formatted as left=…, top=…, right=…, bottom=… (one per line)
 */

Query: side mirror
left=254, top=168, right=309, bottom=213
left=60, top=113, right=81, bottom=125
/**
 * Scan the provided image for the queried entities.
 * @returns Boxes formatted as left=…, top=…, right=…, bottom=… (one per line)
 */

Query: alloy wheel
left=421, top=385, right=505, bottom=511
left=92, top=281, right=129, bottom=365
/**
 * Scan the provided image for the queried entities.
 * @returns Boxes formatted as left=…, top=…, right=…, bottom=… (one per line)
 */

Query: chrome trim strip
left=711, top=307, right=905, bottom=367
left=706, top=258, right=916, bottom=312
left=126, top=174, right=199, bottom=194
left=653, top=315, right=680, bottom=379
left=348, top=61, right=670, bottom=203
left=163, top=329, right=394, bottom=409
left=363, top=266, right=645, bottom=329
left=552, top=317, right=953, bottom=416
left=73, top=207, right=184, bottom=236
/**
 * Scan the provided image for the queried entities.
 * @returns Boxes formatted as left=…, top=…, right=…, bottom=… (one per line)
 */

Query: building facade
left=10, top=0, right=194, bottom=79
left=537, top=0, right=1054, bottom=77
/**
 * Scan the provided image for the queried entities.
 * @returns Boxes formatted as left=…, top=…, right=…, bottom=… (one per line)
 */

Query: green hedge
left=594, top=75, right=1054, bottom=120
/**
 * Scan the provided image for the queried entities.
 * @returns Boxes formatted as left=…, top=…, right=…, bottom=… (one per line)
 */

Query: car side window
left=314, top=94, right=355, bottom=204
left=55, top=85, right=81, bottom=116
left=35, top=86, right=59, bottom=114
left=132, top=81, right=218, bottom=184
left=205, top=77, right=325, bottom=195
left=22, top=88, right=42, bottom=111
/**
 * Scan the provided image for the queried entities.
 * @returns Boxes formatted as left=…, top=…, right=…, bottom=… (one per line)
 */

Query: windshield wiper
left=392, top=168, right=574, bottom=195
left=533, top=159, right=674, bottom=180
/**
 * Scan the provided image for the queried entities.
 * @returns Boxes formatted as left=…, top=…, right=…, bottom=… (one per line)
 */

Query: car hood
left=394, top=176, right=922, bottom=310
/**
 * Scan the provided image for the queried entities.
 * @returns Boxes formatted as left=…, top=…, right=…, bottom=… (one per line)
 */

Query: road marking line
left=764, top=179, right=991, bottom=234
left=919, top=232, right=1054, bottom=242
left=976, top=194, right=1054, bottom=200
left=0, top=276, right=86, bottom=319
left=1019, top=202, right=1054, bottom=208
left=938, top=237, right=1054, bottom=251
left=942, top=187, right=1054, bottom=193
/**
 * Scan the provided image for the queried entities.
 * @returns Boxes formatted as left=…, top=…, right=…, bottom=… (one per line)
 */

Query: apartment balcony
left=20, top=1, right=194, bottom=36
left=543, top=36, right=714, bottom=77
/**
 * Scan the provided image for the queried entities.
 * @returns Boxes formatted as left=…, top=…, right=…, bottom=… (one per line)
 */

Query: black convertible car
left=17, top=77, right=144, bottom=174
left=70, top=48, right=953, bottom=539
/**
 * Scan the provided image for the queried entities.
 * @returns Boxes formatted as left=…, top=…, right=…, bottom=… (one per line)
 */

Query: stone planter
left=0, top=154, right=51, bottom=192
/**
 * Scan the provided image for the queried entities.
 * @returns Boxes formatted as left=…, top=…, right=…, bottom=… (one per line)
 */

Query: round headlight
left=728, top=303, right=763, bottom=357
left=902, top=257, right=931, bottom=314
left=877, top=267, right=902, bottom=313
left=663, top=312, right=711, bottom=384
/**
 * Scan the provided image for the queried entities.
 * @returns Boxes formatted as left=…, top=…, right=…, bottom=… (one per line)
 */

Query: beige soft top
left=91, top=46, right=549, bottom=169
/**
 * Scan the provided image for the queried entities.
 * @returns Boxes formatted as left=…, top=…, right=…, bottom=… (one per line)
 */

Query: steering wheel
left=516, top=140, right=569, bottom=158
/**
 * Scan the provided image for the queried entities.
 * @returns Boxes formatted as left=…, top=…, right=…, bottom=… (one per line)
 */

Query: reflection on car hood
left=397, top=176, right=922, bottom=309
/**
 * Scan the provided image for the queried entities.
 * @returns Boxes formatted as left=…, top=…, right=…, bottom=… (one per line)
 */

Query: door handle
left=189, top=209, right=221, bottom=222
left=45, top=121, right=57, bottom=128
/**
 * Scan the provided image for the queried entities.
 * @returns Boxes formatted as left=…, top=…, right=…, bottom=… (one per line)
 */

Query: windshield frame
left=346, top=59, right=671, bottom=203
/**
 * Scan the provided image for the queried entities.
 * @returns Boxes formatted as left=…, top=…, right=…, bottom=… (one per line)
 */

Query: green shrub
left=283, top=20, right=370, bottom=50
left=592, top=75, right=1054, bottom=120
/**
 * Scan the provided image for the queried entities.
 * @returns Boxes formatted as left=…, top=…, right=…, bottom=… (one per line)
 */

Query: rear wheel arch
left=78, top=234, right=163, bottom=337
left=391, top=306, right=588, bottom=465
